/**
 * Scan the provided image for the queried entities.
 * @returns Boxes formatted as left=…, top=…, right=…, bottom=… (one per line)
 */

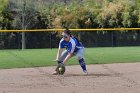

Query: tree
left=0, top=0, right=8, bottom=29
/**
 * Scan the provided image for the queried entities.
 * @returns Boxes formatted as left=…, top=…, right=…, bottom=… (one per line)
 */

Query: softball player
left=53, top=29, right=88, bottom=75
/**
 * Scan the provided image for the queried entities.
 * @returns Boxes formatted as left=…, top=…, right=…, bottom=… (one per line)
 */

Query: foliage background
left=0, top=0, right=140, bottom=49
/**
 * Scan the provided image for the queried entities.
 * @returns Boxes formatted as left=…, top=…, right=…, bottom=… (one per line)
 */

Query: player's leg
left=75, top=48, right=88, bottom=74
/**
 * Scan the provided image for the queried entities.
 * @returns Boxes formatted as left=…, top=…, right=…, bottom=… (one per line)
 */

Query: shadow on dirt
left=64, top=73, right=113, bottom=77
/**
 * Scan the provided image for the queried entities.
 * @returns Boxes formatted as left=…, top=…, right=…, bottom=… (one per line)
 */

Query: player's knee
left=77, top=56, right=83, bottom=60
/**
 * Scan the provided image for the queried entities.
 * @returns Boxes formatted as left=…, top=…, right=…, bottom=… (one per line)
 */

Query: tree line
left=0, top=0, right=140, bottom=49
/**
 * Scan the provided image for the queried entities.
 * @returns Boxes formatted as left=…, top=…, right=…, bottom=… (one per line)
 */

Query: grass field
left=0, top=47, right=140, bottom=69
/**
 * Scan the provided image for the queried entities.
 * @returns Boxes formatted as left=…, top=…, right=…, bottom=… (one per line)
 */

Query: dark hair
left=63, top=29, right=71, bottom=36
left=63, top=28, right=80, bottom=43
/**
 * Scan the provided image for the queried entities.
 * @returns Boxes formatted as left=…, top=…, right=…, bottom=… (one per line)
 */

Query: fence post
left=22, top=0, right=26, bottom=50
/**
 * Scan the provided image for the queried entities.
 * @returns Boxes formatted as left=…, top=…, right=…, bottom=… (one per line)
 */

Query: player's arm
left=63, top=52, right=73, bottom=64
left=56, top=48, right=63, bottom=61
left=55, top=39, right=64, bottom=61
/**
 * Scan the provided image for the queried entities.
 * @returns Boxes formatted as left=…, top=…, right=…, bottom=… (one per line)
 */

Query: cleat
left=83, top=70, right=88, bottom=75
left=52, top=71, right=58, bottom=75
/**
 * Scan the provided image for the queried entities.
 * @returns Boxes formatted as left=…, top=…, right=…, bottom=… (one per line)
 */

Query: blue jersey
left=59, top=37, right=83, bottom=53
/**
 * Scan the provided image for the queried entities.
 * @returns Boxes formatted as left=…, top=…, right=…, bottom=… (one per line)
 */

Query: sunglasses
left=63, top=34, right=68, bottom=38
left=62, top=32, right=68, bottom=39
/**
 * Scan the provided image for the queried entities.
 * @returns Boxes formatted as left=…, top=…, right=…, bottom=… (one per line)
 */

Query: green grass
left=0, top=47, right=140, bottom=69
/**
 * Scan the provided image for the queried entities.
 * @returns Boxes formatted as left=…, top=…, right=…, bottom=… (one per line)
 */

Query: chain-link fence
left=0, top=30, right=140, bottom=49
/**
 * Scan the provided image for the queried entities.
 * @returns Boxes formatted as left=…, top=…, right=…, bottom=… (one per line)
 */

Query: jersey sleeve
left=59, top=39, right=64, bottom=48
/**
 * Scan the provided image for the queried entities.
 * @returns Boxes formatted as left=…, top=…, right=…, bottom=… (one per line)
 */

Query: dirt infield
left=0, top=63, right=140, bottom=93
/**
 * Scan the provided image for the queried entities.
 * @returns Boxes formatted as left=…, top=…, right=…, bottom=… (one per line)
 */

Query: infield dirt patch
left=0, top=63, right=140, bottom=93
